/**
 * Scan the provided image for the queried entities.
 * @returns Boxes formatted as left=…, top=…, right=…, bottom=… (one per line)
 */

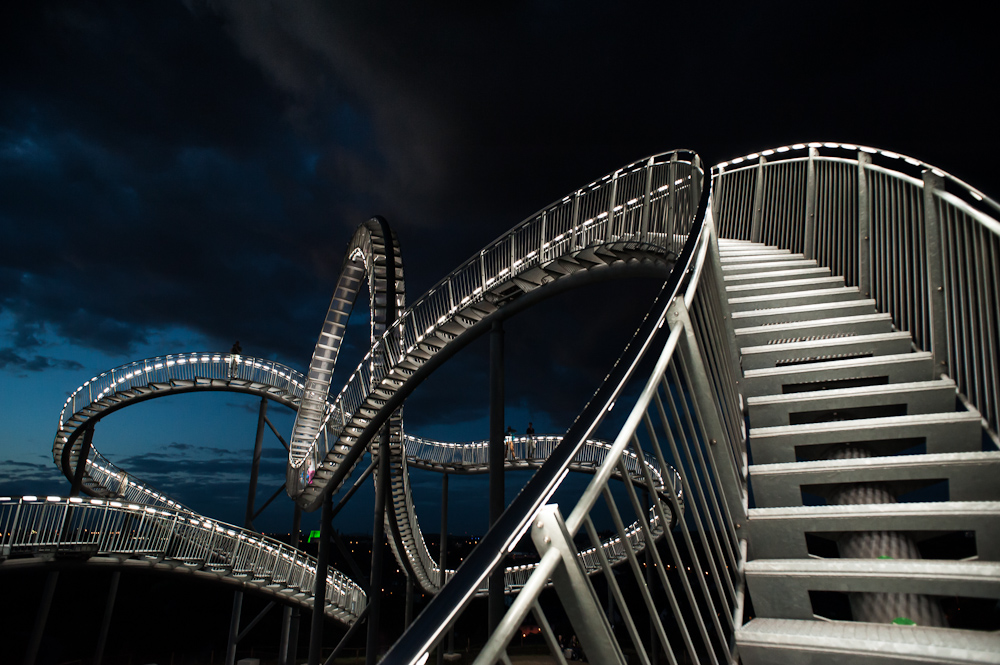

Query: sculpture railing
left=0, top=496, right=365, bottom=623
left=295, top=150, right=703, bottom=490
left=712, top=142, right=1000, bottom=441
left=384, top=153, right=750, bottom=664
left=58, top=353, right=307, bottom=430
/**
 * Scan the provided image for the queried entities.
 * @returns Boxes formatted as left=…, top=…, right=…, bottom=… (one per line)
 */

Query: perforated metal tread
left=732, top=299, right=879, bottom=327
left=726, top=275, right=846, bottom=297
left=737, top=618, right=1000, bottom=665
left=728, top=286, right=865, bottom=312
left=749, top=451, right=1000, bottom=506
left=747, top=411, right=982, bottom=464
left=745, top=377, right=957, bottom=427
left=745, top=558, right=1000, bottom=621
left=734, top=313, right=894, bottom=348
left=742, top=351, right=933, bottom=397
left=725, top=267, right=832, bottom=284
left=747, top=501, right=1000, bottom=560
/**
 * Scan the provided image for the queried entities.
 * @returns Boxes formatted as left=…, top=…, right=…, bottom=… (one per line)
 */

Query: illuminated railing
left=385, top=154, right=748, bottom=664
left=291, top=150, right=703, bottom=500
left=53, top=354, right=307, bottom=497
left=713, top=142, right=1000, bottom=440
left=0, top=496, right=365, bottom=624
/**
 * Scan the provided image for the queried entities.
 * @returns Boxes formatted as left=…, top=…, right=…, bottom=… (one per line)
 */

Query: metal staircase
left=721, top=239, right=1000, bottom=664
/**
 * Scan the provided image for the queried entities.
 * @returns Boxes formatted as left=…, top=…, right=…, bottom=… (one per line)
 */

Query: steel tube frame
left=489, top=319, right=505, bottom=632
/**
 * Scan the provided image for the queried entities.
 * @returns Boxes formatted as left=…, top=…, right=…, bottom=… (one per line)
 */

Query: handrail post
left=803, top=147, right=819, bottom=260
left=750, top=156, right=766, bottom=244
left=922, top=170, right=950, bottom=378
left=606, top=170, right=619, bottom=242
left=668, top=153, right=678, bottom=237
left=857, top=151, right=873, bottom=297
left=531, top=505, right=626, bottom=665
left=639, top=157, right=654, bottom=239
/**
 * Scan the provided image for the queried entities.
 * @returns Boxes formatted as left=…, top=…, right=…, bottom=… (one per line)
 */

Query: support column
left=308, top=493, right=333, bottom=665
left=438, top=472, right=449, bottom=665
left=245, top=396, right=268, bottom=531
left=489, top=320, right=505, bottom=633
left=70, top=424, right=95, bottom=497
left=365, top=426, right=392, bottom=665
left=280, top=505, right=302, bottom=665
left=226, top=591, right=244, bottom=665
left=93, top=571, right=120, bottom=665
left=803, top=147, right=819, bottom=259
left=23, top=571, right=58, bottom=665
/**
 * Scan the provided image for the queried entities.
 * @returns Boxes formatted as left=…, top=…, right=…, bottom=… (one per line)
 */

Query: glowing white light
left=23, top=495, right=37, bottom=501
left=880, top=150, right=900, bottom=159
left=731, top=157, right=744, bottom=164
left=860, top=146, right=877, bottom=153
left=904, top=157, right=920, bottom=166
left=47, top=496, right=60, bottom=502
left=792, top=144, right=806, bottom=150
left=746, top=153, right=759, bottom=160
left=932, top=168, right=945, bottom=177
left=761, top=150, right=774, bottom=156
left=841, top=143, right=857, bottom=150
left=776, top=146, right=789, bottom=153
left=971, top=191, right=983, bottom=201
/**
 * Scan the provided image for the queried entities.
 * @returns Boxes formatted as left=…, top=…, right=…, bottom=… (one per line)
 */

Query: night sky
left=1, top=1, right=995, bottom=536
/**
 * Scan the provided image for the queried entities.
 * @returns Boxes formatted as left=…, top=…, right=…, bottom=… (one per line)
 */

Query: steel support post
left=365, top=425, right=392, bottom=665
left=750, top=157, right=766, bottom=244
left=438, top=472, right=449, bottom=665
left=405, top=575, right=415, bottom=627
left=489, top=319, right=506, bottom=633
left=308, top=492, right=333, bottom=665
left=93, top=570, right=120, bottom=665
left=70, top=424, right=95, bottom=496
left=23, top=571, right=58, bottom=665
left=668, top=298, right=748, bottom=532
left=245, top=396, right=268, bottom=531
left=857, top=151, right=873, bottom=296
left=705, top=211, right=745, bottom=388
left=803, top=147, right=819, bottom=259
left=532, top=505, right=626, bottom=665
left=280, top=505, right=303, bottom=665
left=225, top=590, right=244, bottom=665
left=922, top=170, right=950, bottom=378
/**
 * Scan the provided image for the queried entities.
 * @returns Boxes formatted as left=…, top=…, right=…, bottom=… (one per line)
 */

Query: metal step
left=747, top=501, right=1000, bottom=560
left=740, top=331, right=913, bottom=372
left=732, top=299, right=878, bottom=328
left=728, top=286, right=864, bottom=312
left=745, top=378, right=957, bottom=427
left=735, top=313, right=893, bottom=349
left=748, top=411, right=983, bottom=464
left=745, top=558, right=1000, bottom=621
left=726, top=276, right=846, bottom=297
left=720, top=252, right=805, bottom=264
left=725, top=267, right=832, bottom=284
left=742, top=352, right=933, bottom=397
left=737, top=618, right=1000, bottom=665
left=751, top=451, right=1000, bottom=512
left=722, top=259, right=819, bottom=274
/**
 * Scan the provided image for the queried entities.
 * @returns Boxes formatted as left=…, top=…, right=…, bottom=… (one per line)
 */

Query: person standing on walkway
left=526, top=422, right=536, bottom=459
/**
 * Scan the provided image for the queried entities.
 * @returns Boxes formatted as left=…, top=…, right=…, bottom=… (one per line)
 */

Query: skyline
left=2, top=1, right=995, bottom=535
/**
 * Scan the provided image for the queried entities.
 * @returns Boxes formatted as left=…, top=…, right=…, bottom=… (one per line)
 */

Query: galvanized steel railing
left=385, top=154, right=750, bottom=664
left=712, top=142, right=1000, bottom=442
left=0, top=496, right=365, bottom=624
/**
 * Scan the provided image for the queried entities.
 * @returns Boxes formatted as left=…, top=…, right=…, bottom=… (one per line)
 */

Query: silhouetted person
left=230, top=340, right=242, bottom=377
left=526, top=422, right=536, bottom=458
